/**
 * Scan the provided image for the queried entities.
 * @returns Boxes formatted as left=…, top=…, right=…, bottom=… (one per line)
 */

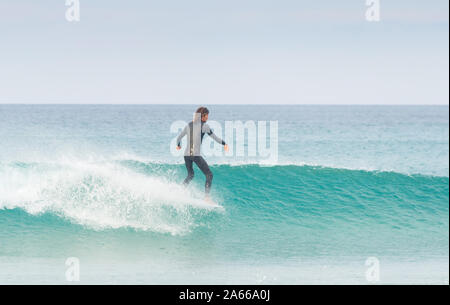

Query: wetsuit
left=176, top=120, right=226, bottom=194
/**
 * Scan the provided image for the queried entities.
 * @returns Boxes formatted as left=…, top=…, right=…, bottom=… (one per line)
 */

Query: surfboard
left=198, top=199, right=224, bottom=210
left=186, top=196, right=224, bottom=210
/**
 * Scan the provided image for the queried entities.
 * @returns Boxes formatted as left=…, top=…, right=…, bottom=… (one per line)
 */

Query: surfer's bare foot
left=204, top=196, right=214, bottom=204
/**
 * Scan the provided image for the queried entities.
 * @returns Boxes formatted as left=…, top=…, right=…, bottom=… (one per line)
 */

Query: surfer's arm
left=204, top=124, right=226, bottom=146
left=176, top=125, right=188, bottom=147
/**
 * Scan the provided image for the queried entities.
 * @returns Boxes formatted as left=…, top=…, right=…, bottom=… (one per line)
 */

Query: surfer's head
left=195, top=107, right=209, bottom=122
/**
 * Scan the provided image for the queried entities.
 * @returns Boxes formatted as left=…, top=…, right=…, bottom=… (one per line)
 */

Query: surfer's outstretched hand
left=176, top=145, right=181, bottom=150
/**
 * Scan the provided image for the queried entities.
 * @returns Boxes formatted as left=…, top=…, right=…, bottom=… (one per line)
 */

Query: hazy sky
left=0, top=0, right=448, bottom=104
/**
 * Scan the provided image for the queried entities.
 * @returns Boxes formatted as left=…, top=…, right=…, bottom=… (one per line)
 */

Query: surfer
left=176, top=107, right=229, bottom=202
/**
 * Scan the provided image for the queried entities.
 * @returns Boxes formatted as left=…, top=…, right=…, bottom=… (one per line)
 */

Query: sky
left=0, top=0, right=448, bottom=104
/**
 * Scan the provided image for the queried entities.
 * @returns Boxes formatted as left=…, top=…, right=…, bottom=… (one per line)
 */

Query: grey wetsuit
left=176, top=121, right=226, bottom=194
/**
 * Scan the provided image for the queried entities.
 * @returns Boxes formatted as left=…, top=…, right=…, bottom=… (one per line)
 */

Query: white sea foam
left=0, top=158, right=223, bottom=235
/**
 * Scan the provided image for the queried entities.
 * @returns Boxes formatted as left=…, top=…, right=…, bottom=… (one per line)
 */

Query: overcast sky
left=0, top=0, right=448, bottom=104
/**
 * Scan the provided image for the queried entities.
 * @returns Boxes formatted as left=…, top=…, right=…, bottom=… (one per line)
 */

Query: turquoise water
left=0, top=105, right=448, bottom=284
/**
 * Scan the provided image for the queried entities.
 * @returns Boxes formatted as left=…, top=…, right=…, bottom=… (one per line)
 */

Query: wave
left=0, top=158, right=448, bottom=237
left=0, top=159, right=223, bottom=235
left=3, top=150, right=448, bottom=177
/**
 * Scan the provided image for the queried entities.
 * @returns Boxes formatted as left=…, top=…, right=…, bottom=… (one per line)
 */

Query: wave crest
left=0, top=159, right=222, bottom=235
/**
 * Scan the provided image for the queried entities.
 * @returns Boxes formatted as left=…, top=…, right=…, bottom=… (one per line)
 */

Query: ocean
left=0, top=105, right=448, bottom=284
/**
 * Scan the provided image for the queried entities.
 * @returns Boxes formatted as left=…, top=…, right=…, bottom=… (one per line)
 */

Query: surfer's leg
left=194, top=156, right=213, bottom=194
left=183, top=156, right=194, bottom=185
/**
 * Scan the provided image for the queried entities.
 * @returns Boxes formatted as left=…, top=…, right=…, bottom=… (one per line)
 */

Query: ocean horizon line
left=1, top=103, right=449, bottom=107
